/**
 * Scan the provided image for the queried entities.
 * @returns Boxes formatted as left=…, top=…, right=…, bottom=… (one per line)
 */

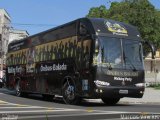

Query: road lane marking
left=0, top=100, right=45, bottom=107
left=86, top=107, right=94, bottom=112
left=0, top=99, right=159, bottom=116
left=0, top=106, right=48, bottom=109
left=17, top=111, right=160, bottom=119
left=11, top=112, right=141, bottom=119
left=1, top=108, right=159, bottom=115
left=16, top=104, right=31, bottom=107
left=0, top=100, right=8, bottom=104
left=0, top=99, right=83, bottom=111
left=0, top=109, right=81, bottom=114
left=7, top=112, right=122, bottom=120
left=0, top=100, right=54, bottom=109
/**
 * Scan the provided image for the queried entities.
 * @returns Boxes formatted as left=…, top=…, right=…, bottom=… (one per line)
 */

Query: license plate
left=119, top=90, right=128, bottom=94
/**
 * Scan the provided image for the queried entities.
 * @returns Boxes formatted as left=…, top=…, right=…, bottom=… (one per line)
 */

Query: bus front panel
left=92, top=36, right=145, bottom=99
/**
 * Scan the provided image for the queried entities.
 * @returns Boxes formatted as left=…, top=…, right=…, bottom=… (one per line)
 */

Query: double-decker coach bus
left=6, top=18, right=155, bottom=105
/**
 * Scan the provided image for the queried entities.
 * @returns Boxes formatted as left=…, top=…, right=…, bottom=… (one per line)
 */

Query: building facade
left=0, top=9, right=11, bottom=78
left=9, top=29, right=29, bottom=44
left=0, top=9, right=29, bottom=78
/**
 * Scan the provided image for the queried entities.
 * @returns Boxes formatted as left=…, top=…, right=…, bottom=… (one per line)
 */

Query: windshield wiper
left=108, top=62, right=112, bottom=70
left=101, top=61, right=112, bottom=70
left=123, top=51, right=137, bottom=71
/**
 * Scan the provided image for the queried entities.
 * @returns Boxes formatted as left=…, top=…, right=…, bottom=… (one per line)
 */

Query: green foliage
left=86, top=0, right=160, bottom=48
left=86, top=5, right=108, bottom=18
left=149, top=84, right=160, bottom=90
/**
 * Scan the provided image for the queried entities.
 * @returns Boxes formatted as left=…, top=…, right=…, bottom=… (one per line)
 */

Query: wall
left=144, top=50, right=160, bottom=83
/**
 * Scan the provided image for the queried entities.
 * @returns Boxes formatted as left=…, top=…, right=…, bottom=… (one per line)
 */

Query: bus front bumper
left=94, top=86, right=145, bottom=98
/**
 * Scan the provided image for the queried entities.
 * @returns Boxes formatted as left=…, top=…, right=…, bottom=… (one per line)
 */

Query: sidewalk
left=119, top=87, right=160, bottom=104
left=87, top=87, right=160, bottom=105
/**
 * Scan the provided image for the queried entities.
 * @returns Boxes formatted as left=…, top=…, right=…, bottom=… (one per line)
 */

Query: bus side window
left=84, top=45, right=90, bottom=68
left=79, top=22, right=87, bottom=36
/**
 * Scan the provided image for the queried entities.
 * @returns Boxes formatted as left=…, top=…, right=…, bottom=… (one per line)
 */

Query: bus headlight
left=94, top=80, right=110, bottom=86
left=135, top=83, right=145, bottom=87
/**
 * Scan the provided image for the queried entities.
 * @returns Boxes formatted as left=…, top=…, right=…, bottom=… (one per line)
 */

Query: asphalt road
left=0, top=88, right=160, bottom=120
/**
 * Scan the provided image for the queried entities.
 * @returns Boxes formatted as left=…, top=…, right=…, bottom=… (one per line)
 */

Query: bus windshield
left=95, top=36, right=144, bottom=70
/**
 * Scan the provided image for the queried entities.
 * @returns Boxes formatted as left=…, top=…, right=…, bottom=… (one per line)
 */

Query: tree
left=86, top=0, right=160, bottom=48
left=86, top=5, right=108, bottom=18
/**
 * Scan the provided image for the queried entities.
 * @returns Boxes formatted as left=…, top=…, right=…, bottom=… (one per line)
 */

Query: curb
left=85, top=99, right=160, bottom=105
left=119, top=101, right=160, bottom=105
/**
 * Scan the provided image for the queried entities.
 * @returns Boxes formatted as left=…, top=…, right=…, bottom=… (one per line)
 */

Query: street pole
left=154, top=58, right=157, bottom=85
left=0, top=55, right=3, bottom=78
left=0, top=26, right=3, bottom=78
left=0, top=30, right=3, bottom=78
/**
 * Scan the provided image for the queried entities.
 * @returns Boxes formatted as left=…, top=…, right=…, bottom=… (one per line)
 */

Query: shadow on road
left=80, top=100, right=132, bottom=107
left=0, top=88, right=132, bottom=107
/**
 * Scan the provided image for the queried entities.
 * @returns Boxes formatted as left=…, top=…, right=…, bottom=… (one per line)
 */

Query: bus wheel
left=62, top=80, right=81, bottom=105
left=15, top=81, right=28, bottom=97
left=101, top=97, right=120, bottom=105
left=15, top=81, right=22, bottom=97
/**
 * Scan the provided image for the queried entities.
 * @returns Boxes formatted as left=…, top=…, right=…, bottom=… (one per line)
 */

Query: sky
left=0, top=0, right=160, bottom=35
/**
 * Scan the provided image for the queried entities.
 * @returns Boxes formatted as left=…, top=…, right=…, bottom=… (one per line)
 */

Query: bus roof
left=88, top=18, right=141, bottom=39
left=8, top=18, right=141, bottom=52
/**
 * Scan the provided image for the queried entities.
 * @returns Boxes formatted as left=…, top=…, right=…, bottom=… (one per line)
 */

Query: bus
left=6, top=18, right=155, bottom=105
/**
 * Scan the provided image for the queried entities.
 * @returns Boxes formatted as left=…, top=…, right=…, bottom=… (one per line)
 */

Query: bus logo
left=105, top=21, right=128, bottom=36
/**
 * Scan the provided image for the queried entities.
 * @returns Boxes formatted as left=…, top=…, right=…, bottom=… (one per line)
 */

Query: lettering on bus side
left=8, top=66, right=23, bottom=74
left=106, top=70, right=138, bottom=77
left=40, top=63, right=67, bottom=72
left=114, top=77, right=132, bottom=82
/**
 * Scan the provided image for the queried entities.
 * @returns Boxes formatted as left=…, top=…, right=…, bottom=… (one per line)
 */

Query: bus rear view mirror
left=142, top=40, right=156, bottom=59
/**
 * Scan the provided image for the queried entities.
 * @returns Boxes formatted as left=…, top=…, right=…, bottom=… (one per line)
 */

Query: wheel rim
left=64, top=83, right=75, bottom=101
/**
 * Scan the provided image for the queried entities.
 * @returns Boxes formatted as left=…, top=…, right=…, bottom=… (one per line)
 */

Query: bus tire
left=101, top=97, right=120, bottom=105
left=15, top=80, right=22, bottom=97
left=62, top=79, right=81, bottom=105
